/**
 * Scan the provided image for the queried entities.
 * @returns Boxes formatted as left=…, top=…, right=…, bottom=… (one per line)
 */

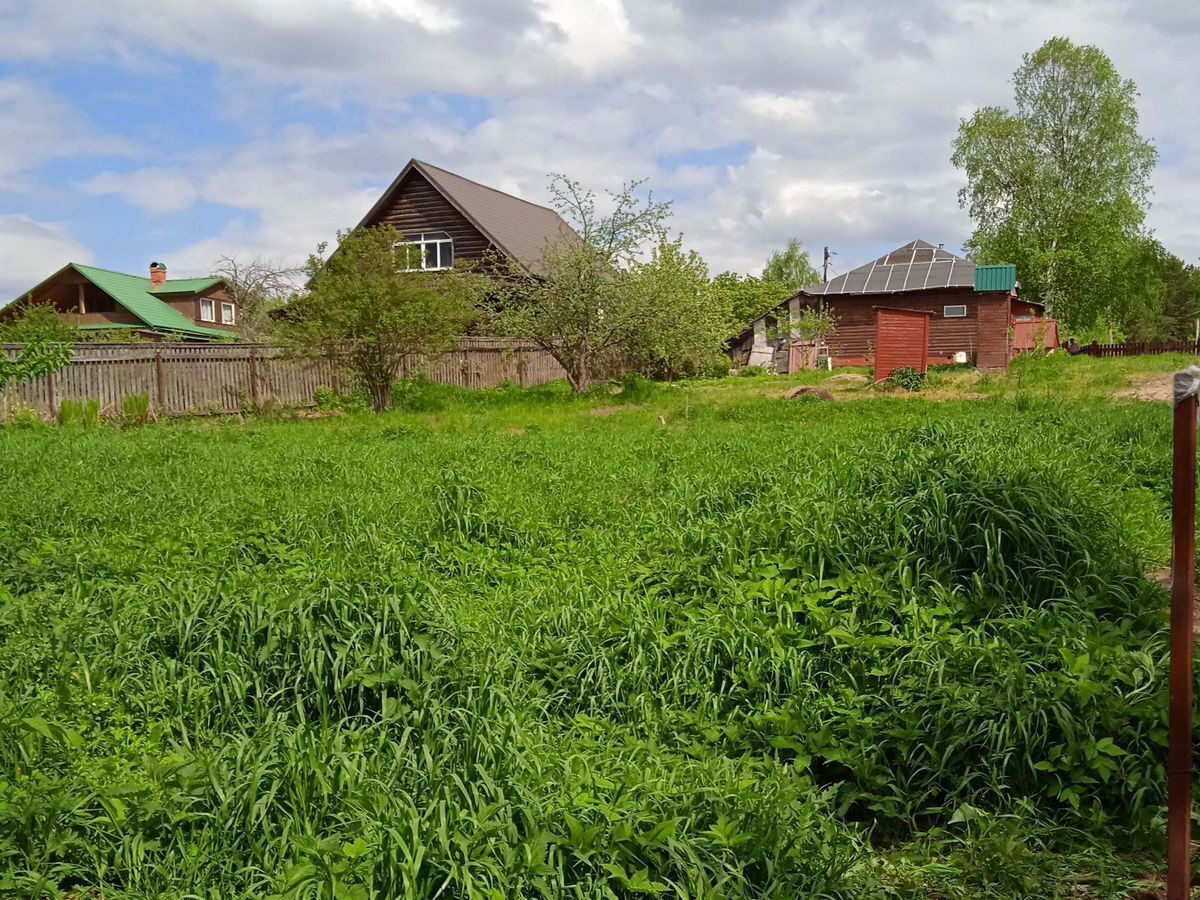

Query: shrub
left=616, top=372, right=656, bottom=403
left=889, top=366, right=925, bottom=391
left=392, top=375, right=444, bottom=413
left=737, top=365, right=771, bottom=377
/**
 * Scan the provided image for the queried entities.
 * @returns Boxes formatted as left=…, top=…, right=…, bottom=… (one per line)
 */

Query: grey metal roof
left=803, top=240, right=976, bottom=296
left=358, top=159, right=577, bottom=276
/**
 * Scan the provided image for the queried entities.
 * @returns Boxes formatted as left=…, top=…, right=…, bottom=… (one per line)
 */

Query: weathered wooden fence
left=1082, top=340, right=1200, bottom=358
left=1, top=338, right=569, bottom=419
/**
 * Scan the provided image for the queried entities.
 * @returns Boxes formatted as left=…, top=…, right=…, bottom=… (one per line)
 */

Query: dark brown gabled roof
left=355, top=159, right=577, bottom=276
left=803, top=240, right=976, bottom=296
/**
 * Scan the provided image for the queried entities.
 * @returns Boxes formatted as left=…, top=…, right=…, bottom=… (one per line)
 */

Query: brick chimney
left=149, top=261, right=167, bottom=287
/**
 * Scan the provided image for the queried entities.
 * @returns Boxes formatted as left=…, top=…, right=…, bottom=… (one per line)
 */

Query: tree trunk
left=573, top=352, right=590, bottom=394
left=364, top=371, right=392, bottom=412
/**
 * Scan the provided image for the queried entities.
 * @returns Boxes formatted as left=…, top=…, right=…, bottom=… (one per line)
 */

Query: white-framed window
left=943, top=304, right=967, bottom=318
left=220, top=301, right=236, bottom=325
left=199, top=297, right=215, bottom=322
left=395, top=232, right=454, bottom=271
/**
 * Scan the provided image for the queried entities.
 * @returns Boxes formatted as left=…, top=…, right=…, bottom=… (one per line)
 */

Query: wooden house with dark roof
left=354, top=159, right=576, bottom=277
left=732, top=240, right=1058, bottom=373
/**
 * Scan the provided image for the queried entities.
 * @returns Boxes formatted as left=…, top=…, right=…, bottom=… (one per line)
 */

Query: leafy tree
left=281, top=226, right=476, bottom=412
left=708, top=272, right=792, bottom=331
left=783, top=308, right=839, bottom=345
left=952, top=37, right=1156, bottom=328
left=1119, top=238, right=1200, bottom=342
left=626, top=237, right=729, bottom=379
left=0, top=302, right=77, bottom=392
left=762, top=239, right=821, bottom=293
left=211, top=255, right=301, bottom=341
left=492, top=175, right=706, bottom=393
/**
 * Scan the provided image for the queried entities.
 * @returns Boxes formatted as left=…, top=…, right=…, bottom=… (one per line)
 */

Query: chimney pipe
left=149, top=261, right=167, bottom=287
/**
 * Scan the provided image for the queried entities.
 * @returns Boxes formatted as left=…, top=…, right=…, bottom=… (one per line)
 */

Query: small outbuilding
left=732, top=240, right=1057, bottom=373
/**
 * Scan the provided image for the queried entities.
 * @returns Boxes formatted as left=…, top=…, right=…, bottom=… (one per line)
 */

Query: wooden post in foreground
left=1169, top=369, right=1198, bottom=900
left=155, top=350, right=167, bottom=415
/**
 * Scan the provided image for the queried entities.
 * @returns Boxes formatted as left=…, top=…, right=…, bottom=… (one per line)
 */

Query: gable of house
left=355, top=159, right=577, bottom=276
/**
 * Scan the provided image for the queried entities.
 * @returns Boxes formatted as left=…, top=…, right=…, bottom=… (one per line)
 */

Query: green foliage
left=626, top=237, right=728, bottom=379
left=314, top=387, right=370, bottom=414
left=708, top=271, right=792, bottom=331
left=282, top=225, right=476, bottom=411
left=952, top=37, right=1157, bottom=329
left=616, top=372, right=657, bottom=402
left=0, top=302, right=77, bottom=392
left=889, top=366, right=925, bottom=391
left=491, top=175, right=730, bottom=391
left=55, top=398, right=102, bottom=428
left=0, top=302, right=80, bottom=344
left=122, top=393, right=151, bottom=426
left=58, top=398, right=84, bottom=428
left=763, top=238, right=821, bottom=293
left=391, top=374, right=445, bottom=412
left=0, top=380, right=1179, bottom=898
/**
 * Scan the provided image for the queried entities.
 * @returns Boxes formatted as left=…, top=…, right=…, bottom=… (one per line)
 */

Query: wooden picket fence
left=1082, top=340, right=1200, bottom=358
left=1, top=338, right=569, bottom=419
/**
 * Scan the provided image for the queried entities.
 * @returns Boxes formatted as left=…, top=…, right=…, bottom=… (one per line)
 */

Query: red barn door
left=874, top=307, right=932, bottom=380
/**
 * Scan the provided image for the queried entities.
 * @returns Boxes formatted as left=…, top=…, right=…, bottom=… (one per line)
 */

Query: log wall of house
left=823, top=288, right=983, bottom=365
left=365, top=170, right=495, bottom=265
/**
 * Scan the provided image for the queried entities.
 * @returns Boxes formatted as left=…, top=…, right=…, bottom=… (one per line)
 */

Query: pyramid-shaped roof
left=803, top=240, right=977, bottom=296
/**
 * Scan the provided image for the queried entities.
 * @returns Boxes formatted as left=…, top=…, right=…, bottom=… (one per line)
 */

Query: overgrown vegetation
left=0, top=364, right=1183, bottom=898
left=281, top=225, right=477, bottom=411
left=0, top=303, right=76, bottom=394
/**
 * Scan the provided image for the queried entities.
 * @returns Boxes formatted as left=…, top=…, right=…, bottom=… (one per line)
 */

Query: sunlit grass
left=0, top=361, right=1187, bottom=898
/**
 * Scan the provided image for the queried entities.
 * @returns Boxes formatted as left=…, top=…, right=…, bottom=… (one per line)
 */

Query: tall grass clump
left=0, top=389, right=1176, bottom=898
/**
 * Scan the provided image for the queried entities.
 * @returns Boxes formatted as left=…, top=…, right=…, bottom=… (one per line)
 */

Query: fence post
left=155, top=350, right=166, bottom=414
left=1168, top=369, right=1198, bottom=900
left=47, top=370, right=57, bottom=421
left=249, top=348, right=262, bottom=409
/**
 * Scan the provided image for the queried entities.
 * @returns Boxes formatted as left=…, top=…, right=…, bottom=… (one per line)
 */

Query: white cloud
left=82, top=168, right=199, bottom=214
left=739, top=93, right=817, bottom=123
left=1, top=0, right=1199, bottom=281
left=0, top=216, right=93, bottom=301
left=528, top=0, right=637, bottom=73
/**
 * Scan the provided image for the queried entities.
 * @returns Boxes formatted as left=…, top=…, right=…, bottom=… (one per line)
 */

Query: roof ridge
left=72, top=262, right=149, bottom=281
left=72, top=262, right=219, bottom=285
left=414, top=159, right=561, bottom=215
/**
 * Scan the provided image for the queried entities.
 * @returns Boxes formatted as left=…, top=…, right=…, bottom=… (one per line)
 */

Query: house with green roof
left=1, top=262, right=239, bottom=341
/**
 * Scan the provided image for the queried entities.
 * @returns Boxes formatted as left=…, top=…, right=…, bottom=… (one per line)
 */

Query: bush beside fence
left=1, top=338, right=569, bottom=419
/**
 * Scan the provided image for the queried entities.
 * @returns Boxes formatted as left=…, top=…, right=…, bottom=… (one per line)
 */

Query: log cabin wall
left=364, top=169, right=495, bottom=265
left=823, top=288, right=982, bottom=365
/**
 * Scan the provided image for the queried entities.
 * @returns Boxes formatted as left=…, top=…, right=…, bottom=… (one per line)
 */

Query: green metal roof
left=154, top=277, right=223, bottom=294
left=974, top=264, right=1017, bottom=293
left=69, top=264, right=234, bottom=339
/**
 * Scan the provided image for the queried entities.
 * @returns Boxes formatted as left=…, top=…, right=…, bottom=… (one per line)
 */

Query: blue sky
left=1, top=0, right=1198, bottom=299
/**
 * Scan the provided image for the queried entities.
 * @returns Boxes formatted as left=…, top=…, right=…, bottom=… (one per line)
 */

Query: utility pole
left=822, top=246, right=833, bottom=283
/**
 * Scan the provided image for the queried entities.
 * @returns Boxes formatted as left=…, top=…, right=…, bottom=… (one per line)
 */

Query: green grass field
left=0, top=354, right=1193, bottom=898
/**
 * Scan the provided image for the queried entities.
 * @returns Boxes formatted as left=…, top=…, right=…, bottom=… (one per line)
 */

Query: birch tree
left=951, top=37, right=1156, bottom=328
